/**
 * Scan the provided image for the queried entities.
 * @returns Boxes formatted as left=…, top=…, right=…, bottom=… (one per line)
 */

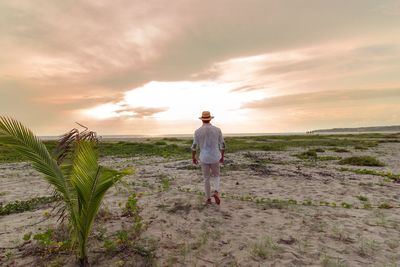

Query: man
left=191, top=111, right=225, bottom=205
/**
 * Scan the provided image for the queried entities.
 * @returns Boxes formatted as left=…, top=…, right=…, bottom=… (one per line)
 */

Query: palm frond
left=56, top=123, right=98, bottom=165
left=0, top=116, right=71, bottom=198
left=68, top=141, right=123, bottom=260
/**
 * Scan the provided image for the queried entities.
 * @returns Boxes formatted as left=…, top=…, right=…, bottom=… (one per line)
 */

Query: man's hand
left=219, top=157, right=224, bottom=164
left=192, top=150, right=198, bottom=165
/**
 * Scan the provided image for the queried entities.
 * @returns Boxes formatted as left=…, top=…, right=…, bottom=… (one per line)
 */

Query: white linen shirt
left=191, top=123, right=225, bottom=164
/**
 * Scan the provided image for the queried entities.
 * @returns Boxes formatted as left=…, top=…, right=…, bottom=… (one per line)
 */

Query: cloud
left=242, top=88, right=400, bottom=110
left=1, top=0, right=400, bottom=134
left=2, top=0, right=399, bottom=92
left=117, top=106, right=169, bottom=119
left=199, top=41, right=400, bottom=95
left=0, top=0, right=190, bottom=92
left=240, top=88, right=400, bottom=132
left=81, top=80, right=266, bottom=122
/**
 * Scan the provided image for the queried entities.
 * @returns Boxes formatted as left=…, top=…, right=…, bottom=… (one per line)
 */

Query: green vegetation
left=33, top=229, right=56, bottom=246
left=103, top=239, right=117, bottom=252
left=378, top=202, right=394, bottom=209
left=338, top=156, right=385, bottom=167
left=0, top=141, right=57, bottom=162
left=124, top=193, right=141, bottom=217
left=177, top=187, right=399, bottom=210
left=2, top=133, right=397, bottom=163
left=296, top=149, right=341, bottom=161
left=0, top=116, right=127, bottom=266
left=22, top=228, right=71, bottom=254
left=340, top=202, right=352, bottom=209
left=4, top=251, right=14, bottom=263
left=296, top=149, right=317, bottom=160
left=160, top=175, right=171, bottom=191
left=358, top=238, right=380, bottom=257
left=23, top=232, right=32, bottom=241
left=225, top=137, right=286, bottom=152
left=162, top=137, right=182, bottom=142
left=251, top=236, right=282, bottom=260
left=318, top=156, right=342, bottom=161
left=340, top=167, right=400, bottom=182
left=0, top=196, right=58, bottom=216
left=99, top=141, right=190, bottom=159
left=123, top=193, right=144, bottom=236
left=101, top=196, right=155, bottom=265
left=153, top=141, right=167, bottom=145
left=356, top=195, right=369, bottom=202
left=363, top=203, right=372, bottom=209
left=0, top=139, right=190, bottom=162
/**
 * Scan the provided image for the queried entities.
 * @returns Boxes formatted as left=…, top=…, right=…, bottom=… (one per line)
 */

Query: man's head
left=199, top=111, right=214, bottom=123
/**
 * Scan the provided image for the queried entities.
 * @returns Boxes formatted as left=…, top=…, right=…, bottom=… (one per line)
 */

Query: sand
left=1, top=143, right=400, bottom=266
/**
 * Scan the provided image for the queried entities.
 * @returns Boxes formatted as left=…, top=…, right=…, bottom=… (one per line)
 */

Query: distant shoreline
left=311, top=125, right=400, bottom=134
left=38, top=132, right=305, bottom=141
left=37, top=130, right=400, bottom=141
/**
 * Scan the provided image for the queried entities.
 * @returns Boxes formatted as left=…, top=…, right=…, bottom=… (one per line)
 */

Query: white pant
left=201, top=163, right=220, bottom=199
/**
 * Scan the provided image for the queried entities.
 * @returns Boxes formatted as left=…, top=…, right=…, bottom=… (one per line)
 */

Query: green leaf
left=0, top=116, right=73, bottom=204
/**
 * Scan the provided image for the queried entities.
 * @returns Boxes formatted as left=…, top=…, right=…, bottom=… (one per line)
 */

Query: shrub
left=296, top=150, right=317, bottom=159
left=338, top=156, right=385, bottom=167
left=318, top=156, right=342, bottom=161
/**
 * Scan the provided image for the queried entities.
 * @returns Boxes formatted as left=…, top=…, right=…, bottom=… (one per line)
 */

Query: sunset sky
left=1, top=0, right=400, bottom=136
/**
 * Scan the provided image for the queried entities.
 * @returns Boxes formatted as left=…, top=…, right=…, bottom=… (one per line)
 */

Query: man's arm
left=191, top=134, right=198, bottom=165
left=219, top=130, right=225, bottom=163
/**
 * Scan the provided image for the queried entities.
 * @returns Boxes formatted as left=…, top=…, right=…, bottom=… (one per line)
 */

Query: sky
left=1, top=0, right=400, bottom=136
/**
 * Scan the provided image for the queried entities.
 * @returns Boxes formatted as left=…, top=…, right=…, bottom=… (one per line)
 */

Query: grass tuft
left=338, top=156, right=385, bottom=167
left=356, top=195, right=369, bottom=202
left=340, top=167, right=400, bottom=182
left=251, top=236, right=282, bottom=260
left=296, top=149, right=317, bottom=159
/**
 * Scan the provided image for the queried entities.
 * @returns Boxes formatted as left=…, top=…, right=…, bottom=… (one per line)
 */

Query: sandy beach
left=1, top=137, right=400, bottom=266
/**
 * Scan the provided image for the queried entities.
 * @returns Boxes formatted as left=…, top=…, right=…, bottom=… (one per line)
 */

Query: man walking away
left=191, top=111, right=225, bottom=205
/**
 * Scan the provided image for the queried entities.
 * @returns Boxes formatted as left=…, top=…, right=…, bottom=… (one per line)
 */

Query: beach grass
left=338, top=156, right=385, bottom=167
left=340, top=167, right=400, bottom=182
left=0, top=133, right=398, bottom=163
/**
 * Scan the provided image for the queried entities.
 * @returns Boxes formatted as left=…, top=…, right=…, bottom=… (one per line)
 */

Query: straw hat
left=199, top=111, right=214, bottom=121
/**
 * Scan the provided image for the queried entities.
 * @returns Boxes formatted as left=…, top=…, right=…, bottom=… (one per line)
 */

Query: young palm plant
left=0, top=116, right=127, bottom=266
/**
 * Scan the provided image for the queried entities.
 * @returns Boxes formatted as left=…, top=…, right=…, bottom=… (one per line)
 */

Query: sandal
left=213, top=191, right=221, bottom=205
